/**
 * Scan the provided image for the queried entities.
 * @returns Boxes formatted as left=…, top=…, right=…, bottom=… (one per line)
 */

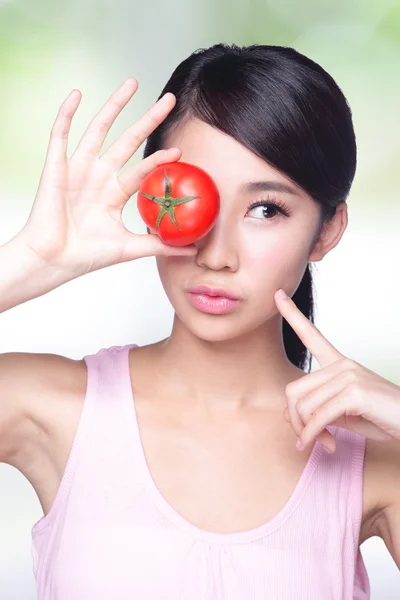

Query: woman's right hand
left=18, top=78, right=197, bottom=279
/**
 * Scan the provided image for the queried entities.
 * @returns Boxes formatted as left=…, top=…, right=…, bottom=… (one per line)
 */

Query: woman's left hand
left=274, top=288, right=400, bottom=454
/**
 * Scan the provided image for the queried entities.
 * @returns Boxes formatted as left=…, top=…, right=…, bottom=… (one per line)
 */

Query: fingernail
left=121, top=78, right=133, bottom=89
left=296, top=437, right=303, bottom=450
left=278, top=289, right=288, bottom=300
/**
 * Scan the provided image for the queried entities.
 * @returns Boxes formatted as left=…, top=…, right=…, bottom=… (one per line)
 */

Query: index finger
left=71, top=78, right=139, bottom=161
left=274, top=288, right=343, bottom=368
left=101, top=91, right=177, bottom=171
left=46, top=89, right=82, bottom=165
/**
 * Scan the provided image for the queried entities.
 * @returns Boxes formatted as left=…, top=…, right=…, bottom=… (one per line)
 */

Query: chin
left=191, top=326, right=242, bottom=344
left=176, top=307, right=258, bottom=344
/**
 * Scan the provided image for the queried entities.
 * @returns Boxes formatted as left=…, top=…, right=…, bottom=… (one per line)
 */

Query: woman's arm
left=0, top=234, right=77, bottom=314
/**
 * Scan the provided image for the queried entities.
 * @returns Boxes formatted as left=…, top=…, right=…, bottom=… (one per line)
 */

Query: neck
left=150, top=313, right=305, bottom=416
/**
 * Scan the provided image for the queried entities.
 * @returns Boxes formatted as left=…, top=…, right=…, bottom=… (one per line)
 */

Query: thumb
left=120, top=230, right=197, bottom=261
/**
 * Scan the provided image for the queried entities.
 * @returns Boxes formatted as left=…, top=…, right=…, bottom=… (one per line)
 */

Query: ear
left=308, top=202, right=348, bottom=262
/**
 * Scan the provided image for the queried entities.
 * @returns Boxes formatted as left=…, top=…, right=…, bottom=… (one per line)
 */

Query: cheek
left=156, top=256, right=185, bottom=294
left=155, top=256, right=169, bottom=286
left=246, top=236, right=309, bottom=291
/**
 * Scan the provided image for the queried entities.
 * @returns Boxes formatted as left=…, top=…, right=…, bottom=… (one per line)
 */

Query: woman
left=1, top=43, right=399, bottom=599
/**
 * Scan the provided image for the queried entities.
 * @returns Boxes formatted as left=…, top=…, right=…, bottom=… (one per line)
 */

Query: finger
left=118, top=146, right=182, bottom=200
left=119, top=230, right=197, bottom=262
left=101, top=92, right=177, bottom=171
left=283, top=406, right=336, bottom=453
left=71, top=78, right=138, bottom=161
left=275, top=289, right=343, bottom=368
left=285, top=369, right=343, bottom=439
left=296, top=370, right=355, bottom=427
left=313, top=429, right=336, bottom=453
left=286, top=390, right=308, bottom=439
left=45, top=89, right=82, bottom=167
left=298, top=391, right=352, bottom=450
left=286, top=359, right=352, bottom=404
left=294, top=372, right=353, bottom=451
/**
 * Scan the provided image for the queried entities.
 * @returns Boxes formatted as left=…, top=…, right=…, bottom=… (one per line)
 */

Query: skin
left=145, top=116, right=348, bottom=420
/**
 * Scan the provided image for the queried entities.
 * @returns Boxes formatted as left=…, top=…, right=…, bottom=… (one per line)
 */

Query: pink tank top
left=31, top=343, right=371, bottom=599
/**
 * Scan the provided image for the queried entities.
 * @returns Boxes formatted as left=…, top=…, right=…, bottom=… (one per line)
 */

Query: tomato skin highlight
left=137, top=161, right=220, bottom=246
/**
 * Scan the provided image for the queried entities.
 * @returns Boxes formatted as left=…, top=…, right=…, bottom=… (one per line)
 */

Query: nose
left=194, top=216, right=239, bottom=272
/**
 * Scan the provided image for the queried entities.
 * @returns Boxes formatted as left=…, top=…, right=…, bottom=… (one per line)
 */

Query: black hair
left=142, top=43, right=357, bottom=372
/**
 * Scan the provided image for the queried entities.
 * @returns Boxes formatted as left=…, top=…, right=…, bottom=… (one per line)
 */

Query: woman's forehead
left=164, top=119, right=305, bottom=198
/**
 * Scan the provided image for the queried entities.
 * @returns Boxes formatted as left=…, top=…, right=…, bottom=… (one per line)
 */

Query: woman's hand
left=274, top=288, right=400, bottom=454
left=18, top=78, right=197, bottom=280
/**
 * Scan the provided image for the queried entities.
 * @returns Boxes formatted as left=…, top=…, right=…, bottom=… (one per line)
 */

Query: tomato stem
left=140, top=168, right=199, bottom=229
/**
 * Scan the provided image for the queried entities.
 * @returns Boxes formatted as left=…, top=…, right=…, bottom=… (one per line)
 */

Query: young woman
left=1, top=43, right=399, bottom=599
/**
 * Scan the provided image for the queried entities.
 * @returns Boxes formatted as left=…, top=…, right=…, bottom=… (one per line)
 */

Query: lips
left=187, top=285, right=240, bottom=300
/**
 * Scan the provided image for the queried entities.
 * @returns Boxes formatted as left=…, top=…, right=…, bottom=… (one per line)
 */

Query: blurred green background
left=1, top=0, right=399, bottom=374
left=0, top=1, right=399, bottom=597
left=1, top=0, right=399, bottom=204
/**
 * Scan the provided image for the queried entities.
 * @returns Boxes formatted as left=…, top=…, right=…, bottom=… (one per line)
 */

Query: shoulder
left=0, top=351, right=87, bottom=469
left=363, top=435, right=400, bottom=558
left=24, top=352, right=89, bottom=438
left=22, top=351, right=87, bottom=415
left=364, top=436, right=400, bottom=515
left=0, top=350, right=85, bottom=389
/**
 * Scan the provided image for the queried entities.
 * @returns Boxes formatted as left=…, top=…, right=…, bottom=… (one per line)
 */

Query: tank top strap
left=31, top=343, right=138, bottom=540
left=82, top=343, right=139, bottom=443
left=318, top=425, right=370, bottom=598
left=100, top=343, right=139, bottom=411
left=327, top=425, right=367, bottom=529
left=347, top=427, right=367, bottom=543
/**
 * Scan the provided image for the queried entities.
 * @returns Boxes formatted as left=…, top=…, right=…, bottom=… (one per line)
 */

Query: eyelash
left=246, top=195, right=292, bottom=221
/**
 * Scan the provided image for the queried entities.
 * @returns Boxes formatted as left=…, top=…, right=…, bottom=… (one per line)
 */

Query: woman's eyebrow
left=238, top=180, right=300, bottom=196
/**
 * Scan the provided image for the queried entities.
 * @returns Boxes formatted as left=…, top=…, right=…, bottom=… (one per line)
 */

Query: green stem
left=140, top=168, right=199, bottom=230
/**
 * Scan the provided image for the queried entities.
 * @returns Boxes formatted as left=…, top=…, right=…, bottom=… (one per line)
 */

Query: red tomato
left=137, top=161, right=220, bottom=246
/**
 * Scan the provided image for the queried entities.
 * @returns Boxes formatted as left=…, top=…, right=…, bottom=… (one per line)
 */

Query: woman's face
left=152, top=118, right=326, bottom=343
